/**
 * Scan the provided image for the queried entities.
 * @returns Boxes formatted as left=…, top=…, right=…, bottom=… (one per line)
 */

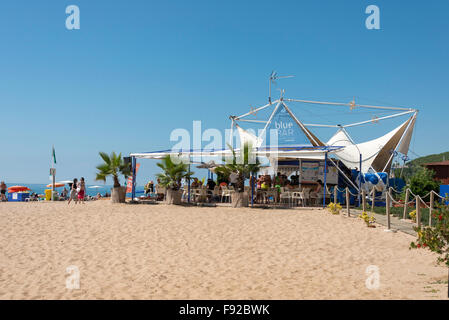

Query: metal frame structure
left=228, top=95, right=418, bottom=207
left=130, top=91, right=419, bottom=208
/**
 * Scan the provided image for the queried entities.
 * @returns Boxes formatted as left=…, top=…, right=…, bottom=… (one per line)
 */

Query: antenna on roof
left=268, top=71, right=294, bottom=104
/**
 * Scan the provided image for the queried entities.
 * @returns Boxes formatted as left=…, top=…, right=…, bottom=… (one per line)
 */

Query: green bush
left=407, top=167, right=440, bottom=198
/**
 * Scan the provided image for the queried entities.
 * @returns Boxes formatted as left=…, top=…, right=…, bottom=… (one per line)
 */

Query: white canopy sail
left=327, top=115, right=415, bottom=173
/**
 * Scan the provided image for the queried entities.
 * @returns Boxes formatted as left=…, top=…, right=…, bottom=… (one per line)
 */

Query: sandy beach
left=0, top=201, right=447, bottom=300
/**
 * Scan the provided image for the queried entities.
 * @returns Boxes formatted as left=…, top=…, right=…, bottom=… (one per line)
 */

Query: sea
left=4, top=183, right=145, bottom=197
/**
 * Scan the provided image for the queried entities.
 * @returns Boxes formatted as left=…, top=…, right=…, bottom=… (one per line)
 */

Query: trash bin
left=45, top=189, right=60, bottom=201
left=45, top=189, right=52, bottom=201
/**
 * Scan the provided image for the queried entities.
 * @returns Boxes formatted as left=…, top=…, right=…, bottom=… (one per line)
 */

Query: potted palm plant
left=95, top=151, right=131, bottom=203
left=217, top=143, right=261, bottom=208
left=156, top=155, right=193, bottom=205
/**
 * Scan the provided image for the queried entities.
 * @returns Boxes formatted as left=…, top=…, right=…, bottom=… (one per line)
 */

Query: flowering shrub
left=327, top=202, right=342, bottom=215
left=411, top=201, right=449, bottom=296
left=411, top=203, right=449, bottom=267
left=409, top=210, right=416, bottom=222
left=358, top=211, right=376, bottom=227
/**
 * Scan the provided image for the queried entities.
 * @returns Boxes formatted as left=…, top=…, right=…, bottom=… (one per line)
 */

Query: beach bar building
left=129, top=93, right=418, bottom=207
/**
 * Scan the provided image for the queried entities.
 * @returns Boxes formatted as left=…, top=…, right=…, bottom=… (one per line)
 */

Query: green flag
left=52, top=146, right=56, bottom=164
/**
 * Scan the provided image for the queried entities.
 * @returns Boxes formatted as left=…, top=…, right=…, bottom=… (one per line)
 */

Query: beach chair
left=221, top=186, right=232, bottom=203
left=212, top=186, right=220, bottom=202
left=264, top=189, right=277, bottom=204
left=279, top=189, right=292, bottom=207
left=302, top=188, right=311, bottom=206
left=291, top=191, right=305, bottom=207
left=192, top=189, right=207, bottom=203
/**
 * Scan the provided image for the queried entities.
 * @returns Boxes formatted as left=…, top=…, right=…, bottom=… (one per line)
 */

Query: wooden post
left=346, top=187, right=350, bottom=217
left=362, top=190, right=366, bottom=212
left=386, top=190, right=391, bottom=230
left=416, top=196, right=421, bottom=227
left=334, top=187, right=338, bottom=204
left=371, top=187, right=375, bottom=213
left=403, top=188, right=409, bottom=219
left=429, top=191, right=434, bottom=227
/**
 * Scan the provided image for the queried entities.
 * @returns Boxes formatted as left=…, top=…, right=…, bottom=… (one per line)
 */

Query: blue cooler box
left=8, top=192, right=30, bottom=202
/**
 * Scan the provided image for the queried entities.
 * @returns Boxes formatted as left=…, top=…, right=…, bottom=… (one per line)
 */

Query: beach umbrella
left=196, top=160, right=218, bottom=169
left=7, top=186, right=30, bottom=192
left=46, top=183, right=65, bottom=188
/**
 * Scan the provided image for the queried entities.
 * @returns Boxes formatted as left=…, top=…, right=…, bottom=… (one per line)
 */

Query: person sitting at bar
left=263, top=175, right=272, bottom=188
left=260, top=175, right=270, bottom=190
left=206, top=179, right=216, bottom=190
left=290, top=174, right=299, bottom=186
left=285, top=180, right=295, bottom=190
left=310, top=180, right=323, bottom=205
left=144, top=180, right=154, bottom=195
left=191, top=178, right=200, bottom=189
left=274, top=172, right=282, bottom=187
left=256, top=176, right=262, bottom=189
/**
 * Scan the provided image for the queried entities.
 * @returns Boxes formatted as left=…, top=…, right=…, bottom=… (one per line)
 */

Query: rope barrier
left=431, top=190, right=445, bottom=200
left=407, top=189, right=431, bottom=201
left=327, top=186, right=445, bottom=208
left=390, top=187, right=403, bottom=194
left=417, top=195, right=431, bottom=209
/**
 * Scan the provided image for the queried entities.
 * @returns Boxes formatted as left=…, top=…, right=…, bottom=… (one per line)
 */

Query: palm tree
left=156, top=155, right=194, bottom=191
left=214, top=165, right=232, bottom=185
left=222, top=143, right=261, bottom=192
left=156, top=155, right=193, bottom=205
left=216, top=143, right=261, bottom=207
left=95, top=152, right=131, bottom=188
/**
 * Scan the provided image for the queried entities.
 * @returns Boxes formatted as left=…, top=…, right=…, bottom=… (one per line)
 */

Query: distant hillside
left=408, top=151, right=449, bottom=166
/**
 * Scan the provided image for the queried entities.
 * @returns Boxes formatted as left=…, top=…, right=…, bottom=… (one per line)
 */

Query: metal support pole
left=386, top=189, right=391, bottom=230
left=358, top=154, right=362, bottom=206
left=131, top=157, right=136, bottom=201
left=333, top=186, right=337, bottom=204
left=323, top=152, right=328, bottom=208
left=51, top=169, right=55, bottom=201
left=371, top=187, right=375, bottom=213
left=346, top=187, right=350, bottom=217
left=188, top=163, right=191, bottom=203
left=251, top=173, right=254, bottom=207
left=362, top=189, right=366, bottom=212
left=416, top=196, right=421, bottom=227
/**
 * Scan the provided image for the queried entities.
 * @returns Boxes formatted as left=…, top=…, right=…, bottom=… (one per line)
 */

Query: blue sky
left=0, top=0, right=448, bottom=185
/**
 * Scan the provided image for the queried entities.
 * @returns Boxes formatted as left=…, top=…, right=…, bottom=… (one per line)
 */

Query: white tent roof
left=327, top=114, right=416, bottom=173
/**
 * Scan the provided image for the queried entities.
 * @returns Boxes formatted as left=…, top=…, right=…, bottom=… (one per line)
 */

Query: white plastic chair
left=291, top=191, right=305, bottom=207
left=221, top=186, right=232, bottom=203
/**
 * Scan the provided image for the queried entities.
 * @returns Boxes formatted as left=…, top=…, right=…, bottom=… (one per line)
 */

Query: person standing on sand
left=77, top=177, right=86, bottom=204
left=67, top=178, right=78, bottom=205
left=0, top=181, right=7, bottom=201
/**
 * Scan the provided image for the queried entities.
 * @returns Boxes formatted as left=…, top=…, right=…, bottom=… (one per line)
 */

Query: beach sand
left=0, top=201, right=447, bottom=300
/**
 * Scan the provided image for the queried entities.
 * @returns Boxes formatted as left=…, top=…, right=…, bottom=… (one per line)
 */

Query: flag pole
left=51, top=146, right=56, bottom=201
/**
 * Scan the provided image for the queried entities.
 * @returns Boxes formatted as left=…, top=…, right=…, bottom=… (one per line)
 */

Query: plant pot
left=166, top=189, right=182, bottom=205
left=111, top=186, right=127, bottom=203
left=231, top=192, right=248, bottom=208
